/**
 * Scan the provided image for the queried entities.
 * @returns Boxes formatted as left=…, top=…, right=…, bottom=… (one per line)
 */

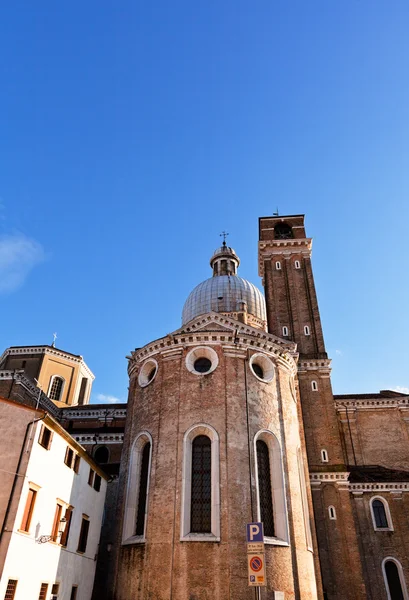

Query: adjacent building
left=0, top=397, right=108, bottom=600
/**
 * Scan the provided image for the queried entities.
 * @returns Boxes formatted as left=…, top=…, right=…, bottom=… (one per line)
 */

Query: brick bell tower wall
left=112, top=325, right=319, bottom=600
left=259, top=215, right=366, bottom=600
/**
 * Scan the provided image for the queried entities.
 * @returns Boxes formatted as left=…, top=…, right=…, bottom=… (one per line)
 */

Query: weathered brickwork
left=111, top=318, right=319, bottom=600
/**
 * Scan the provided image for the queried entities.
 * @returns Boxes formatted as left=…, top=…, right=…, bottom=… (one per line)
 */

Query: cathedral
left=1, top=213, right=409, bottom=600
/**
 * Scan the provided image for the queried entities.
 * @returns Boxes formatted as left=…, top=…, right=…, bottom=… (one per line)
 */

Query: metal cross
left=220, top=231, right=229, bottom=246
left=52, top=332, right=57, bottom=347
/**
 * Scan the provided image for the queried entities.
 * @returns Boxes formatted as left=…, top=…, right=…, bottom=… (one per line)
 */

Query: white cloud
left=97, top=393, right=123, bottom=404
left=335, top=349, right=343, bottom=356
left=394, top=386, right=409, bottom=395
left=0, top=233, right=46, bottom=294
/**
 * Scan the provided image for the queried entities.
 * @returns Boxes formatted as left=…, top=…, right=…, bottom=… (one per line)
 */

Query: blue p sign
left=246, top=522, right=264, bottom=542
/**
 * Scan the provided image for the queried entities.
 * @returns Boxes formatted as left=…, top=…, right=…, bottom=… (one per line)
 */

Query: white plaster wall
left=0, top=420, right=106, bottom=600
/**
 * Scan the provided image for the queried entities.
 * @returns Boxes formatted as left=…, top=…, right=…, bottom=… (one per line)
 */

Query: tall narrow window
left=371, top=497, right=393, bottom=530
left=48, top=376, right=64, bottom=402
left=4, top=580, right=17, bottom=600
left=180, top=424, right=220, bottom=542
left=282, top=326, right=289, bottom=337
left=328, top=506, right=337, bottom=520
left=60, top=506, right=73, bottom=547
left=311, top=380, right=318, bottom=391
left=295, top=260, right=301, bottom=269
left=77, top=377, right=88, bottom=405
left=51, top=503, right=63, bottom=542
left=275, top=261, right=281, bottom=270
left=304, top=325, right=310, bottom=336
left=135, top=442, right=151, bottom=535
left=321, top=449, right=328, bottom=463
left=51, top=583, right=60, bottom=599
left=254, top=430, right=289, bottom=545
left=64, top=447, right=74, bottom=468
left=77, top=516, right=90, bottom=553
left=190, top=436, right=211, bottom=533
left=38, top=425, right=53, bottom=450
left=123, top=432, right=153, bottom=544
left=383, top=558, right=408, bottom=600
left=256, top=440, right=275, bottom=537
left=94, top=474, right=102, bottom=492
left=20, top=487, right=37, bottom=532
left=70, top=587, right=78, bottom=600
left=38, top=583, right=48, bottom=600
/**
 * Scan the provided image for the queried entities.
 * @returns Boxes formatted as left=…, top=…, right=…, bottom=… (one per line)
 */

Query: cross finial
left=273, top=207, right=279, bottom=216
left=52, top=332, right=57, bottom=348
left=220, top=231, right=229, bottom=247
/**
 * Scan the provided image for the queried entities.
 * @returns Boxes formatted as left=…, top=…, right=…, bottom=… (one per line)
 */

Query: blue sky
left=1, top=1, right=408, bottom=401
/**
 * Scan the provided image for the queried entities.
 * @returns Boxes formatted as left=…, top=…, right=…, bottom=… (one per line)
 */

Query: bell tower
left=258, top=214, right=326, bottom=358
left=259, top=214, right=367, bottom=600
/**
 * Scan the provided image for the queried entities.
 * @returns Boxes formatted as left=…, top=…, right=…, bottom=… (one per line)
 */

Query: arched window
left=254, top=430, right=289, bottom=545
left=274, top=223, right=294, bottom=239
left=382, top=558, right=409, bottom=600
left=282, top=326, right=289, bottom=337
left=304, top=325, right=311, bottom=336
left=275, top=261, right=282, bottom=270
left=135, top=442, right=151, bottom=536
left=256, top=440, right=275, bottom=536
left=371, top=497, right=393, bottom=531
left=328, top=506, right=336, bottom=520
left=122, top=432, right=152, bottom=544
left=94, top=446, right=109, bottom=464
left=191, top=436, right=211, bottom=533
left=311, top=380, right=318, bottom=391
left=48, top=376, right=65, bottom=402
left=181, top=424, right=220, bottom=541
left=294, top=260, right=301, bottom=269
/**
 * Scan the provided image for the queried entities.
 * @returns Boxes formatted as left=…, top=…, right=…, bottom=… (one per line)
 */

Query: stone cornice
left=128, top=313, right=298, bottom=377
left=71, top=433, right=124, bottom=445
left=350, top=483, right=409, bottom=493
left=310, top=472, right=350, bottom=488
left=0, top=346, right=95, bottom=379
left=258, top=239, right=312, bottom=276
left=0, top=370, right=60, bottom=417
left=62, top=406, right=127, bottom=419
left=298, top=359, right=332, bottom=375
left=335, top=398, right=409, bottom=412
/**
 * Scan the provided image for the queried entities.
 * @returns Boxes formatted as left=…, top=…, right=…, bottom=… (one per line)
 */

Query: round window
left=249, top=353, right=275, bottom=383
left=194, top=357, right=212, bottom=373
left=186, top=346, right=219, bottom=376
left=138, top=359, right=158, bottom=387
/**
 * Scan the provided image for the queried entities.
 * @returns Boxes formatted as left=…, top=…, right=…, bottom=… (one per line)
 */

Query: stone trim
left=0, top=370, right=60, bottom=417
left=71, top=433, right=124, bottom=444
left=258, top=239, right=312, bottom=276
left=298, top=359, right=332, bottom=375
left=335, top=398, right=409, bottom=411
left=310, top=472, right=350, bottom=489
left=349, top=483, right=409, bottom=493
left=128, top=314, right=298, bottom=378
left=0, top=346, right=95, bottom=379
left=62, top=408, right=127, bottom=419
